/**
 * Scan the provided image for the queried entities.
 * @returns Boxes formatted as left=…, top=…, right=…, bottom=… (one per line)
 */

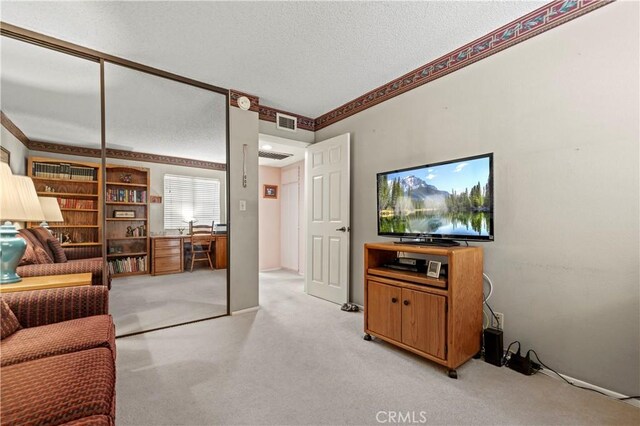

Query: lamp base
left=0, top=221, right=27, bottom=284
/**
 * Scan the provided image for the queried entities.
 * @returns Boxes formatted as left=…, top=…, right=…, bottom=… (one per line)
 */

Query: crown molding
left=258, top=105, right=315, bottom=132
left=313, top=0, right=613, bottom=130
left=1, top=111, right=31, bottom=147
left=229, top=89, right=260, bottom=113
left=27, top=140, right=226, bottom=171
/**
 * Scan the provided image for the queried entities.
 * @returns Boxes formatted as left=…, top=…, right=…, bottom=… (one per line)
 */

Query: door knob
left=403, top=300, right=410, bottom=306
left=391, top=297, right=397, bottom=303
left=336, top=226, right=349, bottom=232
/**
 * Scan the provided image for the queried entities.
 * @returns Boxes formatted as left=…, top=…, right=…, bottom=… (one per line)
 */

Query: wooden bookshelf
left=105, top=165, right=150, bottom=277
left=28, top=157, right=103, bottom=250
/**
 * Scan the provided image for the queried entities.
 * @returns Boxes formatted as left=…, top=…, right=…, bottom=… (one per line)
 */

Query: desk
left=0, top=273, right=93, bottom=293
left=150, top=234, right=227, bottom=276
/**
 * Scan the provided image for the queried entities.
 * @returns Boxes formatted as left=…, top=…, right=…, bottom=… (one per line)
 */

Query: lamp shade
left=38, top=196, right=64, bottom=222
left=0, top=163, right=28, bottom=221
left=12, top=175, right=45, bottom=222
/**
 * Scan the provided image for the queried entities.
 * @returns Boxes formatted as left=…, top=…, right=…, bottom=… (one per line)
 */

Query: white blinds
left=164, top=174, right=220, bottom=229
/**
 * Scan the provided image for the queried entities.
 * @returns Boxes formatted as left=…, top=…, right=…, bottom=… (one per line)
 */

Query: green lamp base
left=0, top=221, right=27, bottom=284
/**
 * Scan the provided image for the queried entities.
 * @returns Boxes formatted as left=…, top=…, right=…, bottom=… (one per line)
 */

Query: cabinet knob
left=403, top=300, right=410, bottom=306
left=391, top=297, right=397, bottom=303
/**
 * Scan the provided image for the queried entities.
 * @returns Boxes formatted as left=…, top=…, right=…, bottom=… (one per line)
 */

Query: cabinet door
left=401, top=289, right=446, bottom=359
left=366, top=280, right=402, bottom=341
left=215, top=236, right=227, bottom=269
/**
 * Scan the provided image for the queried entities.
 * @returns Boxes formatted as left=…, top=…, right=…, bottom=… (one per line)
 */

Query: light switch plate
left=239, top=200, right=247, bottom=211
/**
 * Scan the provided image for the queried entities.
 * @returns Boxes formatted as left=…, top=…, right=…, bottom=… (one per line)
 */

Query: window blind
left=164, top=174, right=220, bottom=229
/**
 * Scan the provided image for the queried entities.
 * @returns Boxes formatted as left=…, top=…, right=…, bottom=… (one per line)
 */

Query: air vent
left=259, top=150, right=294, bottom=160
left=276, top=112, right=297, bottom=132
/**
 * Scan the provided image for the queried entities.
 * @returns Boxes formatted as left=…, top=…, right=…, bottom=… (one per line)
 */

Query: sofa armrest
left=2, top=286, right=109, bottom=328
left=17, top=261, right=105, bottom=286
left=64, top=246, right=102, bottom=260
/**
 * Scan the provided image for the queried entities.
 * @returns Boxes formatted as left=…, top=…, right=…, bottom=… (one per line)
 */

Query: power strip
left=507, top=350, right=540, bottom=375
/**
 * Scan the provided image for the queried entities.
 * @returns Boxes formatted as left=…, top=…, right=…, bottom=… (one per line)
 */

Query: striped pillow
left=47, top=238, right=68, bottom=263
left=33, top=245, right=53, bottom=264
left=1, top=298, right=21, bottom=339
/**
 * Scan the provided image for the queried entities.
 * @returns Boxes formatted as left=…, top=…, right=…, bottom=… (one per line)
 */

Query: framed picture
left=426, top=260, right=442, bottom=278
left=150, top=195, right=162, bottom=204
left=263, top=184, right=278, bottom=199
left=1, top=146, right=9, bottom=165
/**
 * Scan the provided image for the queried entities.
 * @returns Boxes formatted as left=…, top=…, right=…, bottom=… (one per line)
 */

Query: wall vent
left=276, top=112, right=297, bottom=132
left=258, top=150, right=293, bottom=160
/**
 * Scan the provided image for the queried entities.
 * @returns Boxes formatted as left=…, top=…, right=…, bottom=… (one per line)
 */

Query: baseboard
left=538, top=369, right=640, bottom=408
left=259, top=268, right=282, bottom=272
left=231, top=306, right=260, bottom=316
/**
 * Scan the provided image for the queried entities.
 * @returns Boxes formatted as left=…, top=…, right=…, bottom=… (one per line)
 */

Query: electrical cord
left=503, top=341, right=520, bottom=366
left=482, top=273, right=500, bottom=328
left=527, top=349, right=640, bottom=401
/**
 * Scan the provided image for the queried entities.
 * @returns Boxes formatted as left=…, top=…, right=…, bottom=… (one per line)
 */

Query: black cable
left=528, top=350, right=637, bottom=401
left=484, top=299, right=500, bottom=328
left=503, top=341, right=520, bottom=366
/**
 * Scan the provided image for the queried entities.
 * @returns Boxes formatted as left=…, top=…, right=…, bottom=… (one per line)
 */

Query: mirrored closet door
left=104, top=63, right=228, bottom=336
left=0, top=36, right=104, bottom=285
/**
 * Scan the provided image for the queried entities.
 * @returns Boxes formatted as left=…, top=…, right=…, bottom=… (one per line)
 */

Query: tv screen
left=377, top=153, right=493, bottom=241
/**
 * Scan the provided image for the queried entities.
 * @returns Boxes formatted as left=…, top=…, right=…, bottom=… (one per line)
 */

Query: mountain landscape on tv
left=378, top=167, right=493, bottom=237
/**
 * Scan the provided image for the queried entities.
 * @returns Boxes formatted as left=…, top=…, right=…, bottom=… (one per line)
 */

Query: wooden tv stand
left=364, top=242, right=483, bottom=378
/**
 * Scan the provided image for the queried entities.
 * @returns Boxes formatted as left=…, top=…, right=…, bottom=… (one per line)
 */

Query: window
left=164, top=174, right=220, bottom=229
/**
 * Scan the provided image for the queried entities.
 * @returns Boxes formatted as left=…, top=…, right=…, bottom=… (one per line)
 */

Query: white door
left=281, top=181, right=299, bottom=270
left=305, top=133, right=350, bottom=304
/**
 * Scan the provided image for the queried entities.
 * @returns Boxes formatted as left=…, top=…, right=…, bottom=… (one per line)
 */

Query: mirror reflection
left=104, top=63, right=228, bottom=335
left=0, top=37, right=104, bottom=288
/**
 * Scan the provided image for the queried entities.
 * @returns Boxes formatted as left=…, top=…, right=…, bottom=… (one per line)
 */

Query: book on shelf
left=57, top=198, right=96, bottom=209
left=106, top=188, right=147, bottom=203
left=32, top=162, right=97, bottom=181
left=108, top=256, right=147, bottom=275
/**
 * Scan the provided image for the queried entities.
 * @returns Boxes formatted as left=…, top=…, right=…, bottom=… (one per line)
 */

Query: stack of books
left=33, top=162, right=96, bottom=181
left=108, top=256, right=147, bottom=274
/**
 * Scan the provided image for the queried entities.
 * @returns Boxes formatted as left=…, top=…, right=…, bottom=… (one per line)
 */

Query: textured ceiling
left=0, top=1, right=546, bottom=118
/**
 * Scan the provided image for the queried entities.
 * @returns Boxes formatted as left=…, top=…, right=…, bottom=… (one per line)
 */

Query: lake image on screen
left=378, top=157, right=492, bottom=237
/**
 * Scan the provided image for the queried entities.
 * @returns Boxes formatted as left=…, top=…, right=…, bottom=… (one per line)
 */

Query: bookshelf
left=28, top=157, right=103, bottom=249
left=105, top=165, right=150, bottom=277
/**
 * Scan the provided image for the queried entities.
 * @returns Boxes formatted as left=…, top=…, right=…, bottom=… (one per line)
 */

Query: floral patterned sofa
left=16, top=227, right=110, bottom=288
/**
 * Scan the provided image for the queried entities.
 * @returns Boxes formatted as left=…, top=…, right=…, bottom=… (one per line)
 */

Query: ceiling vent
left=259, top=150, right=294, bottom=160
left=276, top=112, right=297, bottom=132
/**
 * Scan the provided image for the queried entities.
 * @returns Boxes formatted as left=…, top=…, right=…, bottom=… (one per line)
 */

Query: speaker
left=484, top=328, right=503, bottom=367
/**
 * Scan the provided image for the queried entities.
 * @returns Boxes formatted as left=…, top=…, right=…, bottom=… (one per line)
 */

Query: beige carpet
left=110, top=268, right=227, bottom=336
left=115, top=270, right=639, bottom=425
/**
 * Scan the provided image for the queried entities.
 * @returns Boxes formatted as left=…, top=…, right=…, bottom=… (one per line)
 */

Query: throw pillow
left=30, top=227, right=56, bottom=261
left=33, top=245, right=53, bottom=264
left=47, top=238, right=68, bottom=263
left=0, top=299, right=21, bottom=339
left=17, top=236, right=38, bottom=266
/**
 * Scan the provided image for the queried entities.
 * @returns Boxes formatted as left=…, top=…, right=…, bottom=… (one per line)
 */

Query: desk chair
left=189, top=233, right=213, bottom=271
left=184, top=221, right=215, bottom=270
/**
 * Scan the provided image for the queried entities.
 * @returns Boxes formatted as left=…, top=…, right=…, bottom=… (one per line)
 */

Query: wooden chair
left=185, top=221, right=215, bottom=269
left=189, top=233, right=213, bottom=271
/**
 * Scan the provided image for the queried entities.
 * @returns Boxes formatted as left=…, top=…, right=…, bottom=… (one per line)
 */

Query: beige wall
left=316, top=2, right=639, bottom=395
left=27, top=150, right=226, bottom=233
left=0, top=126, right=30, bottom=175
left=229, top=107, right=259, bottom=312
left=258, top=119, right=315, bottom=144
left=259, top=166, right=281, bottom=270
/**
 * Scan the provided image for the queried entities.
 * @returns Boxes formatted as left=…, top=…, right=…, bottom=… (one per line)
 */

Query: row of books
left=108, top=256, right=147, bottom=275
left=33, top=162, right=97, bottom=181
left=106, top=189, right=147, bottom=203
left=57, top=198, right=96, bottom=209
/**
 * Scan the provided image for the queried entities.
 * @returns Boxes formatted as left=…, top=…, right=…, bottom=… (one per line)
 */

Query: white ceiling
left=1, top=1, right=546, bottom=118
left=258, top=134, right=309, bottom=168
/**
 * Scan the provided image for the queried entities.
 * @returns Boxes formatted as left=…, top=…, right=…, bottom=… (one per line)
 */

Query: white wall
left=0, top=125, right=30, bottom=175
left=259, top=165, right=281, bottom=270
left=316, top=2, right=639, bottom=396
left=27, top=150, right=226, bottom=233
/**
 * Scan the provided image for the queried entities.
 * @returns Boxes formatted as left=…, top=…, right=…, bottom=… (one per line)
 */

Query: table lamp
left=1, top=163, right=45, bottom=283
left=38, top=196, right=64, bottom=229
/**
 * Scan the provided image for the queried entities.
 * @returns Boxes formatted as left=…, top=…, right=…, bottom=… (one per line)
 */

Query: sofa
left=0, top=286, right=116, bottom=425
left=16, top=227, right=111, bottom=288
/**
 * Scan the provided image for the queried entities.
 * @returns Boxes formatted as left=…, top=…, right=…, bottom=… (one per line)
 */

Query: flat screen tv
left=377, top=153, right=494, bottom=243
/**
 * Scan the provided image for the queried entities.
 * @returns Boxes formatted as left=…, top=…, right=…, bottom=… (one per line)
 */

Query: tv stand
left=394, top=238, right=460, bottom=247
left=364, top=242, right=483, bottom=377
